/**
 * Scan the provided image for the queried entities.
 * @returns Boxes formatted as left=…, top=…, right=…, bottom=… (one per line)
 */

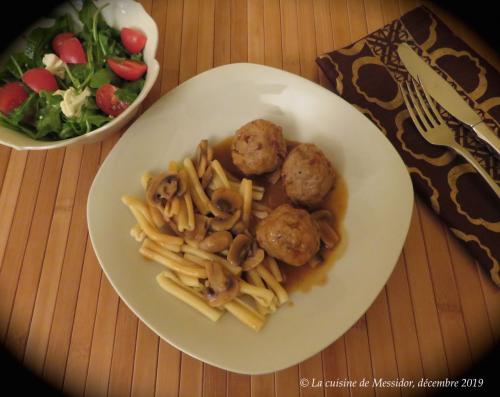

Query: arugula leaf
left=35, top=91, right=63, bottom=138
left=115, top=79, right=145, bottom=103
left=59, top=99, right=110, bottom=139
left=97, top=29, right=126, bottom=58
left=89, top=67, right=115, bottom=88
left=2, top=53, right=34, bottom=81
left=0, top=93, right=39, bottom=137
left=79, top=0, right=100, bottom=33
left=24, top=15, right=72, bottom=66
left=130, top=52, right=144, bottom=62
left=0, top=114, right=37, bottom=138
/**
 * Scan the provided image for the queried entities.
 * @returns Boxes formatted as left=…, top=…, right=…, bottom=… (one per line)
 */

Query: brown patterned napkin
left=317, top=6, right=500, bottom=287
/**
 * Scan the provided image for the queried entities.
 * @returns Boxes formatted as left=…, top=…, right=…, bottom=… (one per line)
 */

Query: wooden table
left=0, top=1, right=499, bottom=396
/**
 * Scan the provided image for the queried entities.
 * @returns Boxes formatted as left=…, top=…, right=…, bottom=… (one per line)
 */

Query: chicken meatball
left=281, top=143, right=335, bottom=207
left=256, top=204, right=320, bottom=267
left=231, top=119, right=287, bottom=176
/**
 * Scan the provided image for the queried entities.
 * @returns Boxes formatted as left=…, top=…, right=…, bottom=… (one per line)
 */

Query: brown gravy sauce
left=213, top=138, right=348, bottom=294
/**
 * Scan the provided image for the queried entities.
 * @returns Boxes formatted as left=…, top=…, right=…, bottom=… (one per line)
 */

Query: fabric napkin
left=317, top=6, right=500, bottom=287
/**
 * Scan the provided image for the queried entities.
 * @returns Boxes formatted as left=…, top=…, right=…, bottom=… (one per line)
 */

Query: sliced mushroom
left=311, top=210, right=338, bottom=248
left=199, top=231, right=233, bottom=253
left=241, top=248, right=265, bottom=271
left=210, top=210, right=241, bottom=231
left=146, top=172, right=179, bottom=209
left=316, top=221, right=339, bottom=249
left=210, top=188, right=243, bottom=219
left=205, top=260, right=227, bottom=291
left=311, top=209, right=334, bottom=223
left=231, top=221, right=247, bottom=235
left=227, top=234, right=266, bottom=270
left=227, top=234, right=252, bottom=267
left=204, top=261, right=240, bottom=307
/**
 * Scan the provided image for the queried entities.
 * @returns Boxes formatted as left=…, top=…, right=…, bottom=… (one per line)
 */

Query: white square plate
left=87, top=63, right=413, bottom=375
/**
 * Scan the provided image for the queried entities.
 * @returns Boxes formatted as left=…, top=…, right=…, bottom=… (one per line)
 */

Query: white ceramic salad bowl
left=0, top=0, right=159, bottom=151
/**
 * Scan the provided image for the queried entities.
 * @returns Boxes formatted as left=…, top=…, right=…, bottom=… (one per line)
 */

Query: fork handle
left=451, top=143, right=500, bottom=197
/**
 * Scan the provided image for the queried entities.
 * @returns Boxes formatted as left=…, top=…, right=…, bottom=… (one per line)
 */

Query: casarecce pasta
left=122, top=139, right=288, bottom=332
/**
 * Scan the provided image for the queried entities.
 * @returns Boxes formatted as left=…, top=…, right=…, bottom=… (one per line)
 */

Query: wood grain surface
left=1, top=1, right=499, bottom=396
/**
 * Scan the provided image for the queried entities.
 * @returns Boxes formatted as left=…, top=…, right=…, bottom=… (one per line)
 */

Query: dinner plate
left=87, top=63, right=413, bottom=375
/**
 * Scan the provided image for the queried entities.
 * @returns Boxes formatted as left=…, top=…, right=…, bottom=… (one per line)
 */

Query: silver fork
left=400, top=78, right=500, bottom=197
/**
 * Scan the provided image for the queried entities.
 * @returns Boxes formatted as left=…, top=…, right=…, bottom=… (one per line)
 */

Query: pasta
left=156, top=271, right=223, bottom=322
left=122, top=138, right=296, bottom=332
left=240, top=178, right=253, bottom=226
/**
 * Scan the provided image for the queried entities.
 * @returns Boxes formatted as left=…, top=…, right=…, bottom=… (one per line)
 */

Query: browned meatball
left=256, top=204, right=320, bottom=267
left=281, top=143, right=335, bottom=207
left=231, top=119, right=287, bottom=176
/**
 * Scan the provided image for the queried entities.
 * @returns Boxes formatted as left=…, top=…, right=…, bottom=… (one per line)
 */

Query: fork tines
left=399, top=78, right=444, bottom=134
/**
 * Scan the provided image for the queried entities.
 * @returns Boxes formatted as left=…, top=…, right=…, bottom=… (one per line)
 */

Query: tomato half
left=96, top=83, right=129, bottom=117
left=0, top=82, right=29, bottom=114
left=120, top=27, right=147, bottom=54
left=52, top=32, right=74, bottom=55
left=107, top=58, right=147, bottom=81
left=22, top=68, right=58, bottom=93
left=58, top=37, right=87, bottom=64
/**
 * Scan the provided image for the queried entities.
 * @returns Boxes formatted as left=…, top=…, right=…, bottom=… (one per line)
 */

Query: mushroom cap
left=209, top=210, right=241, bottom=232
left=316, top=220, right=339, bottom=249
left=146, top=172, right=178, bottom=209
left=204, top=261, right=240, bottom=307
left=227, top=234, right=252, bottom=267
left=311, top=210, right=339, bottom=248
left=210, top=188, right=243, bottom=218
left=199, top=231, right=233, bottom=253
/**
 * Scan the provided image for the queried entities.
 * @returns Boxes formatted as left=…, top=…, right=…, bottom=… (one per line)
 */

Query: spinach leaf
left=35, top=91, right=63, bottom=138
left=115, top=79, right=145, bottom=103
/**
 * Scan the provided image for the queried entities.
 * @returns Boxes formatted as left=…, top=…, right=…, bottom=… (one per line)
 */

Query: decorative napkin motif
left=317, top=6, right=500, bottom=287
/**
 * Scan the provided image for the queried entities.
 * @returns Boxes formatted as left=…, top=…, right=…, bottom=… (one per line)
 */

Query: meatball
left=281, top=143, right=335, bottom=207
left=256, top=204, right=320, bottom=267
left=231, top=119, right=287, bottom=176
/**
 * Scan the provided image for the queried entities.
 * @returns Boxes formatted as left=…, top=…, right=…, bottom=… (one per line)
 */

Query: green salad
left=0, top=0, right=148, bottom=140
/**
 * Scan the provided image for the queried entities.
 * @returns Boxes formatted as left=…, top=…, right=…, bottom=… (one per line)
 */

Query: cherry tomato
left=22, top=68, right=58, bottom=93
left=58, top=37, right=87, bottom=64
left=120, top=27, right=147, bottom=54
left=96, top=83, right=129, bottom=117
left=0, top=82, right=29, bottom=114
left=107, top=58, right=147, bottom=81
left=52, top=32, right=74, bottom=55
